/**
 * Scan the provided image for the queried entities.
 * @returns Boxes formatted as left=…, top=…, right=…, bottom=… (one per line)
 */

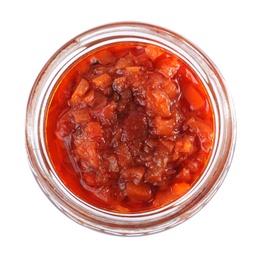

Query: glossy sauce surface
left=46, top=43, right=214, bottom=213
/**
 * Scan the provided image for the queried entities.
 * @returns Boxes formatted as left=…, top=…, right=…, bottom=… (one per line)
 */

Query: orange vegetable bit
left=183, top=85, right=206, bottom=110
left=115, top=142, right=133, bottom=167
left=121, top=166, right=145, bottom=185
left=72, top=108, right=92, bottom=124
left=146, top=89, right=171, bottom=117
left=152, top=117, right=175, bottom=136
left=90, top=50, right=115, bottom=65
left=145, top=45, right=164, bottom=61
left=85, top=121, right=103, bottom=140
left=172, top=182, right=191, bottom=197
left=155, top=57, right=180, bottom=78
left=175, top=168, right=191, bottom=182
left=75, top=140, right=100, bottom=169
left=92, top=73, right=113, bottom=93
left=153, top=187, right=176, bottom=208
left=69, top=78, right=90, bottom=106
left=125, top=181, right=152, bottom=202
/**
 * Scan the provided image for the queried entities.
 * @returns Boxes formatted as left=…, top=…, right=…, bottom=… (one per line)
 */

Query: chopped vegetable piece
left=69, top=78, right=90, bottom=106
left=72, top=109, right=92, bottom=124
left=176, top=168, right=191, bottom=182
left=126, top=182, right=152, bottom=202
left=146, top=89, right=171, bottom=117
left=97, top=101, right=117, bottom=126
left=172, top=182, right=191, bottom=196
left=174, top=134, right=196, bottom=154
left=184, top=85, right=206, bottom=110
left=85, top=121, right=103, bottom=140
left=186, top=117, right=213, bottom=152
left=83, top=89, right=95, bottom=106
left=152, top=117, right=176, bottom=136
left=91, top=50, right=114, bottom=65
left=145, top=45, right=164, bottom=61
left=92, top=73, right=113, bottom=94
left=113, top=76, right=127, bottom=93
left=153, top=187, right=176, bottom=208
left=75, top=139, right=99, bottom=169
left=115, top=142, right=133, bottom=167
left=155, top=57, right=180, bottom=78
left=121, top=166, right=145, bottom=185
left=55, top=110, right=75, bottom=139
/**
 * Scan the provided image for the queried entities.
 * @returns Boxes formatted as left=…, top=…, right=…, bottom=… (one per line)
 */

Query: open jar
left=25, top=22, right=236, bottom=236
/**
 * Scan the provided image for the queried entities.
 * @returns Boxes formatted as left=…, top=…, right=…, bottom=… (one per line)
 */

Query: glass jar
left=25, top=22, right=236, bottom=236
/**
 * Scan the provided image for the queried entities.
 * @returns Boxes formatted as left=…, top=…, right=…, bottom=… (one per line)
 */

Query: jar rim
left=25, top=22, right=237, bottom=236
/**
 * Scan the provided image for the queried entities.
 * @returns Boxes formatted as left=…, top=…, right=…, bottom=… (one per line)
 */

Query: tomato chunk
left=145, top=45, right=164, bottom=61
left=85, top=121, right=103, bottom=140
left=172, top=182, right=191, bottom=196
left=90, top=50, right=114, bottom=65
left=72, top=108, right=92, bottom=124
left=186, top=117, right=213, bottom=152
left=115, top=142, right=133, bottom=167
left=175, top=168, right=191, bottom=182
left=92, top=73, right=113, bottom=94
left=153, top=187, right=176, bottom=208
left=126, top=182, right=152, bottom=202
left=121, top=166, right=145, bottom=185
left=74, top=139, right=99, bottom=169
left=155, top=57, right=180, bottom=78
left=55, top=110, right=74, bottom=139
left=184, top=85, right=206, bottom=110
left=152, top=117, right=175, bottom=136
left=70, top=78, right=90, bottom=106
left=146, top=89, right=171, bottom=117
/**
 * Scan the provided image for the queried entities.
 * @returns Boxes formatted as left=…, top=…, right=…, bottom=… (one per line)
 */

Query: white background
left=1, top=0, right=257, bottom=259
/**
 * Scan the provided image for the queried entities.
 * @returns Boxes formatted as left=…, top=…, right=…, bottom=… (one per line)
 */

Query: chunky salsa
left=46, top=43, right=214, bottom=213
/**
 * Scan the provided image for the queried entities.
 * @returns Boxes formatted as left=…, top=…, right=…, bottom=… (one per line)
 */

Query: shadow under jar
left=25, top=22, right=236, bottom=236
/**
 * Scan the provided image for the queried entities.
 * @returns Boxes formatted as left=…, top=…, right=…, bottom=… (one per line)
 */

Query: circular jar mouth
left=25, top=22, right=236, bottom=236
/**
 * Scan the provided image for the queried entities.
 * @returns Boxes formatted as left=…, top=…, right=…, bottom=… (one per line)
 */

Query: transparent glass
left=25, top=22, right=236, bottom=236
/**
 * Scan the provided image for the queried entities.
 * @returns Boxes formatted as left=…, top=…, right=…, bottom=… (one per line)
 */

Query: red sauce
left=46, top=43, right=214, bottom=213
